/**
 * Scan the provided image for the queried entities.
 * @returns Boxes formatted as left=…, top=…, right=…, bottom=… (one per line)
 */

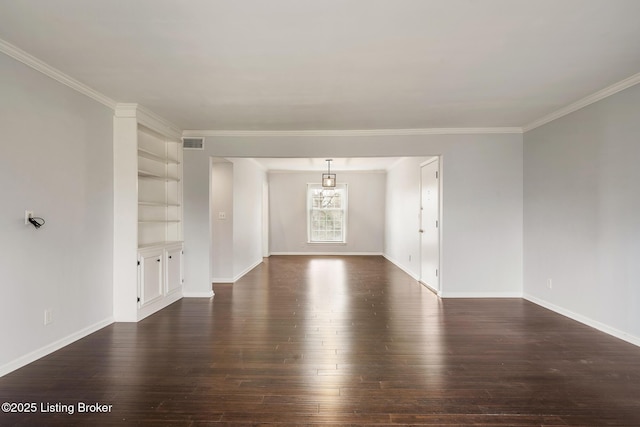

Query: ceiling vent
left=182, top=137, right=204, bottom=150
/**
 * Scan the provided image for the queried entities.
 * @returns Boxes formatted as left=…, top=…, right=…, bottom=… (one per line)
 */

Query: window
left=307, top=184, right=347, bottom=243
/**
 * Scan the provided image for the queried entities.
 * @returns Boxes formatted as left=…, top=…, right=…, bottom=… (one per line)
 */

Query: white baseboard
left=233, top=258, right=263, bottom=282
left=211, top=258, right=264, bottom=284
left=382, top=254, right=419, bottom=280
left=270, top=252, right=383, bottom=256
left=0, top=317, right=114, bottom=377
left=210, top=277, right=234, bottom=283
left=182, top=290, right=215, bottom=298
left=524, top=293, right=640, bottom=348
left=136, top=291, right=183, bottom=321
left=420, top=281, right=440, bottom=295
left=381, top=254, right=523, bottom=299
left=439, top=291, right=523, bottom=298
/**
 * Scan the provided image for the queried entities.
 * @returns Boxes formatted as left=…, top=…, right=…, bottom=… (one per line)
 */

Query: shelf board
left=139, top=220, right=181, bottom=223
left=138, top=148, right=180, bottom=164
left=139, top=201, right=181, bottom=207
left=138, top=240, right=184, bottom=250
left=138, top=170, right=180, bottom=181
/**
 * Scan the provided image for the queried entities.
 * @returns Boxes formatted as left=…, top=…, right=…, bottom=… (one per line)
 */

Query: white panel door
left=166, top=246, right=183, bottom=294
left=420, top=160, right=440, bottom=291
left=139, top=250, right=163, bottom=307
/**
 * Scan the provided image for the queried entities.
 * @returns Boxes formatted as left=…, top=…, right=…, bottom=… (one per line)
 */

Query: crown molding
left=182, top=127, right=523, bottom=138
left=136, top=105, right=182, bottom=140
left=0, top=38, right=117, bottom=109
left=113, top=103, right=138, bottom=118
left=268, top=169, right=387, bottom=174
left=115, top=103, right=182, bottom=140
left=523, top=72, right=640, bottom=132
left=7, top=34, right=637, bottom=137
left=0, top=39, right=182, bottom=137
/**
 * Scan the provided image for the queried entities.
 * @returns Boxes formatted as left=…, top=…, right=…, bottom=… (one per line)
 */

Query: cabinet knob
left=157, top=258, right=161, bottom=262
left=169, top=255, right=172, bottom=259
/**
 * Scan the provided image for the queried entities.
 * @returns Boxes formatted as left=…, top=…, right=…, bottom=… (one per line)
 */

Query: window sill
left=306, top=242, right=348, bottom=245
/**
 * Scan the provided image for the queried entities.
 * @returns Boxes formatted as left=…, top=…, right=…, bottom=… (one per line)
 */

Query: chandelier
left=322, top=159, right=336, bottom=188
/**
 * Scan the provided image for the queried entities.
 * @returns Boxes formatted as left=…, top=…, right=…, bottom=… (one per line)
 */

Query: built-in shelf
left=139, top=201, right=181, bottom=207
left=138, top=147, right=180, bottom=164
left=137, top=125, right=183, bottom=250
left=138, top=170, right=180, bottom=182
left=114, top=105, right=184, bottom=323
left=138, top=240, right=184, bottom=250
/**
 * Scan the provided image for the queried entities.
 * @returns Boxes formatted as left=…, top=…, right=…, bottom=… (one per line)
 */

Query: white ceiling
left=0, top=1, right=639, bottom=131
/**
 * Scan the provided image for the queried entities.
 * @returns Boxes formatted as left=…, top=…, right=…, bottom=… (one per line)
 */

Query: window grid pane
left=309, top=187, right=345, bottom=243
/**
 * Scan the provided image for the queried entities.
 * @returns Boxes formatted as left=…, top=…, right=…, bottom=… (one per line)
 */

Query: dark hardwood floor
left=1, top=255, right=640, bottom=426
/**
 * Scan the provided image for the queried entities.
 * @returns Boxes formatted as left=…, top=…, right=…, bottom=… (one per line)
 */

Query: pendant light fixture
left=322, top=159, right=336, bottom=188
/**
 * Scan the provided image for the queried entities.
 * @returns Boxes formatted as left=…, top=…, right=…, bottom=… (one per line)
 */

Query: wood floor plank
left=1, top=255, right=640, bottom=425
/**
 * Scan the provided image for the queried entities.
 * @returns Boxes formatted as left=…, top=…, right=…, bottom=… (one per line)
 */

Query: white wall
left=269, top=171, right=386, bottom=254
left=442, top=140, right=523, bottom=297
left=0, top=54, right=114, bottom=375
left=231, top=159, right=266, bottom=279
left=182, top=150, right=214, bottom=297
left=112, top=112, right=138, bottom=321
left=210, top=160, right=234, bottom=280
left=186, top=155, right=266, bottom=288
left=524, top=83, right=640, bottom=345
left=182, top=133, right=523, bottom=297
left=384, top=145, right=523, bottom=297
left=384, top=157, right=431, bottom=277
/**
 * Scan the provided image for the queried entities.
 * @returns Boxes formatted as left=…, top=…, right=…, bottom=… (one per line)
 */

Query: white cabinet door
left=139, top=249, right=163, bottom=307
left=166, top=246, right=182, bottom=294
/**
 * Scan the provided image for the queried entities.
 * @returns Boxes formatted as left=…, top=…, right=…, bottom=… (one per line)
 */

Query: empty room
left=1, top=1, right=639, bottom=425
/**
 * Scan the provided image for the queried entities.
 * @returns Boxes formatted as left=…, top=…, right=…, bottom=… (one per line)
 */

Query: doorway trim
left=419, top=156, right=442, bottom=295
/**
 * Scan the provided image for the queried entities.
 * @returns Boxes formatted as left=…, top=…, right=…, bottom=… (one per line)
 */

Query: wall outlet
left=44, top=309, right=53, bottom=325
left=547, top=278, right=553, bottom=289
left=218, top=212, right=226, bottom=220
left=25, top=210, right=33, bottom=225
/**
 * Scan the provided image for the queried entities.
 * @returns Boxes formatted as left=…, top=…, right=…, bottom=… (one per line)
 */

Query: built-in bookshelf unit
left=137, top=126, right=183, bottom=248
left=113, top=104, right=184, bottom=322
